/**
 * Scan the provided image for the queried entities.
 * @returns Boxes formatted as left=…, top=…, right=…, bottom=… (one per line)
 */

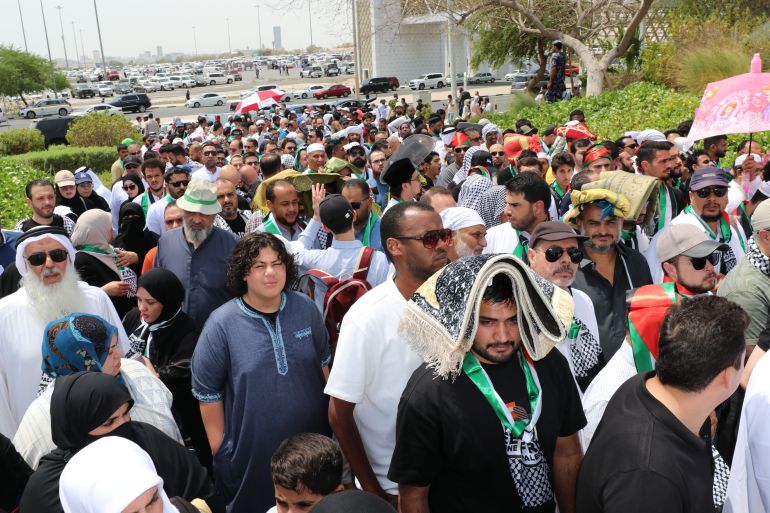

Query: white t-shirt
left=324, top=279, right=423, bottom=494
left=191, top=166, right=221, bottom=182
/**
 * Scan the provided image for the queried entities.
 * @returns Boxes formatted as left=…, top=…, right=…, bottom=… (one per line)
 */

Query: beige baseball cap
left=54, top=170, right=76, bottom=187
left=656, top=224, right=728, bottom=263
left=752, top=199, right=770, bottom=232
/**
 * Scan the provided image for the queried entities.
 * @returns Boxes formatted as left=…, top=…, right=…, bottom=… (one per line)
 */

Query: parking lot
left=0, top=68, right=521, bottom=130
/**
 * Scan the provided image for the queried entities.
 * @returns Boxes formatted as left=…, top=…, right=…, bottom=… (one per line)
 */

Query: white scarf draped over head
left=59, top=436, right=179, bottom=513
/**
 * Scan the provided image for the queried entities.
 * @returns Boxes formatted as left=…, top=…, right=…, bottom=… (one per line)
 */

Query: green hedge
left=487, top=82, right=702, bottom=142
left=0, top=129, right=46, bottom=156
left=1, top=145, right=116, bottom=175
left=0, top=161, right=49, bottom=229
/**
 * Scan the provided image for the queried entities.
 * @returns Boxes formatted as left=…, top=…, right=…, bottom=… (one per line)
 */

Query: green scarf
left=360, top=211, right=378, bottom=247
left=683, top=205, right=745, bottom=251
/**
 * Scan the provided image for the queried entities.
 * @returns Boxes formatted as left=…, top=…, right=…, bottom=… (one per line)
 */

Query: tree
left=0, top=46, right=70, bottom=105
left=430, top=0, right=654, bottom=96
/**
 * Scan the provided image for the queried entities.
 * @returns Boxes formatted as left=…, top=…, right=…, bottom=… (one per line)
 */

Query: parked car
left=71, top=84, right=97, bottom=99
left=511, top=77, right=547, bottom=93
left=313, top=84, right=351, bottom=99
left=186, top=93, right=227, bottom=108
left=509, top=73, right=538, bottom=91
left=469, top=72, right=495, bottom=84
left=233, top=72, right=242, bottom=81
left=206, top=72, right=234, bottom=85
left=334, top=98, right=375, bottom=111
left=106, top=70, right=120, bottom=81
left=300, top=66, right=322, bottom=78
left=114, top=81, right=133, bottom=94
left=76, top=103, right=124, bottom=116
left=96, top=83, right=114, bottom=97
left=31, top=116, right=75, bottom=147
left=109, top=93, right=152, bottom=113
left=409, top=72, right=445, bottom=90
left=0, top=106, right=6, bottom=125
left=177, top=75, right=197, bottom=88
left=19, top=98, right=73, bottom=119
left=133, top=80, right=158, bottom=93
left=324, top=64, right=340, bottom=77
left=445, top=73, right=464, bottom=86
left=360, top=77, right=392, bottom=95
left=294, top=85, right=326, bottom=99
left=565, top=65, right=580, bottom=77
left=194, top=76, right=208, bottom=87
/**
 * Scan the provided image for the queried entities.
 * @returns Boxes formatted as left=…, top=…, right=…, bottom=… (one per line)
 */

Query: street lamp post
left=253, top=5, right=263, bottom=50
left=79, top=29, right=85, bottom=66
left=55, top=5, right=69, bottom=69
left=39, top=0, right=58, bottom=97
left=192, top=26, right=198, bottom=57
left=226, top=18, right=232, bottom=55
left=308, top=2, right=314, bottom=48
left=17, top=0, right=29, bottom=52
left=93, top=0, right=107, bottom=76
left=72, top=21, right=80, bottom=67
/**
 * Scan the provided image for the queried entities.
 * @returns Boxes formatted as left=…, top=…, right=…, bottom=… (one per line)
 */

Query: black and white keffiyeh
left=478, top=185, right=507, bottom=228
left=746, top=235, right=770, bottom=276
left=398, top=254, right=573, bottom=379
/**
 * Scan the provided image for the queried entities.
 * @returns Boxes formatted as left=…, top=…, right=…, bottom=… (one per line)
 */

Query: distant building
left=156, top=46, right=163, bottom=58
left=92, top=50, right=100, bottom=65
left=273, top=26, right=282, bottom=50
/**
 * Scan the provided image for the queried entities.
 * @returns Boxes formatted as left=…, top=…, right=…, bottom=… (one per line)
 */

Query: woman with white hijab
left=59, top=436, right=190, bottom=513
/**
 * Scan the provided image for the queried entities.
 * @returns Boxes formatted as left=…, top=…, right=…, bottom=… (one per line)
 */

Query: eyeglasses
left=128, top=152, right=140, bottom=156
left=350, top=201, right=362, bottom=209
left=491, top=151, right=505, bottom=157
left=169, top=180, right=189, bottom=187
left=203, top=151, right=217, bottom=156
left=542, top=246, right=584, bottom=263
left=454, top=146, right=467, bottom=153
left=350, top=151, right=365, bottom=158
left=26, top=248, right=68, bottom=267
left=695, top=186, right=728, bottom=198
left=393, top=228, right=453, bottom=249
left=286, top=146, right=297, bottom=152
left=626, top=143, right=638, bottom=149
left=123, top=184, right=138, bottom=191
left=470, top=137, right=482, bottom=143
left=371, top=158, right=386, bottom=164
left=688, top=252, right=720, bottom=271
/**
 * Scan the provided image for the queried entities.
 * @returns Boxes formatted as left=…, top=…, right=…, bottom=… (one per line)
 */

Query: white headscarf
left=481, top=123, right=499, bottom=138
left=59, top=436, right=179, bottom=513
left=15, top=231, right=76, bottom=277
left=440, top=207, right=486, bottom=231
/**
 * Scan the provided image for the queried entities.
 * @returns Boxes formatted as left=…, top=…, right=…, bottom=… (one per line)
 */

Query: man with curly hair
left=192, top=231, right=332, bottom=513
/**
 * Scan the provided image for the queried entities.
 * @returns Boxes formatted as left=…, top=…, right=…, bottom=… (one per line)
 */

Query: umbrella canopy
left=686, top=53, right=770, bottom=142
left=235, top=88, right=286, bottom=114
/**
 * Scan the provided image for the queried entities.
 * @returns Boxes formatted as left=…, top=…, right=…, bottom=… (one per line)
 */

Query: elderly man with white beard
left=0, top=226, right=129, bottom=438
left=527, top=221, right=605, bottom=395
left=439, top=207, right=488, bottom=261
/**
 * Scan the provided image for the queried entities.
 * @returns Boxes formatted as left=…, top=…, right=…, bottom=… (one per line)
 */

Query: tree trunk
left=584, top=63, right=606, bottom=97
left=19, top=92, right=28, bottom=106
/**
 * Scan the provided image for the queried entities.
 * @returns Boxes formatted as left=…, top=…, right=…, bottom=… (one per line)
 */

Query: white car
left=293, top=85, right=326, bottom=99
left=135, top=80, right=158, bottom=93
left=409, top=72, right=446, bottom=90
left=178, top=75, right=197, bottom=88
left=76, top=103, right=124, bottom=116
left=206, top=72, right=234, bottom=85
left=96, top=83, right=114, bottom=97
left=186, top=93, right=227, bottom=108
left=150, top=78, right=175, bottom=91
left=300, top=66, right=323, bottom=78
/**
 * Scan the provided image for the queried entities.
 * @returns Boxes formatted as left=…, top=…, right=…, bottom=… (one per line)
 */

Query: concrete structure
left=273, top=26, right=282, bottom=51
left=353, top=0, right=516, bottom=85
left=156, top=45, right=163, bottom=58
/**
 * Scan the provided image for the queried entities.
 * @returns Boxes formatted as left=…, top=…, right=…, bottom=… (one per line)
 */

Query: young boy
left=268, top=433, right=343, bottom=513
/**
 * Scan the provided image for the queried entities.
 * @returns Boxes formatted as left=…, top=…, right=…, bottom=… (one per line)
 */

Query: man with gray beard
left=527, top=221, right=605, bottom=394
left=0, top=226, right=129, bottom=438
left=155, top=179, right=237, bottom=328
left=565, top=189, right=652, bottom=360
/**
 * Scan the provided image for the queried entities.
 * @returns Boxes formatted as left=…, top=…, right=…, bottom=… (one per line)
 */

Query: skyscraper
left=273, top=26, right=282, bottom=50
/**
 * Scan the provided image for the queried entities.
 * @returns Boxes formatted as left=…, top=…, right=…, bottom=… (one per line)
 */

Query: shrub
left=507, top=93, right=538, bottom=116
left=0, top=160, right=49, bottom=229
left=485, top=82, right=701, bottom=141
left=66, top=113, right=143, bottom=147
left=672, top=42, right=749, bottom=95
left=0, top=128, right=46, bottom=156
left=1, top=145, right=116, bottom=174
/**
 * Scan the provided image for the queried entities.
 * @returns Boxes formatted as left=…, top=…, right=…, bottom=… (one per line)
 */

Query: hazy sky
left=3, top=0, right=351, bottom=62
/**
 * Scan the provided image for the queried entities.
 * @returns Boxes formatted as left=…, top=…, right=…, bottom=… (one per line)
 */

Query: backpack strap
left=353, top=246, right=375, bottom=281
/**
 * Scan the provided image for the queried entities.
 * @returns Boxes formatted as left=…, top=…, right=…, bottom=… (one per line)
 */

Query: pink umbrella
left=686, top=54, right=770, bottom=143
left=235, top=88, right=286, bottom=114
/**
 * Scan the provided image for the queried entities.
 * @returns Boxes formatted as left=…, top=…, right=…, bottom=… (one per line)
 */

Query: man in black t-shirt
left=213, top=178, right=252, bottom=238
left=14, top=179, right=75, bottom=235
left=577, top=296, right=748, bottom=513
left=389, top=269, right=585, bottom=513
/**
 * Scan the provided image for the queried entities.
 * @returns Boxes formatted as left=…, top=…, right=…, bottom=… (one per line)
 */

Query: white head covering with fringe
left=398, top=254, right=573, bottom=380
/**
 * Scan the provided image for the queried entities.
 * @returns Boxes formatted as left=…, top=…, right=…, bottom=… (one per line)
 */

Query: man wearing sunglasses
left=341, top=179, right=383, bottom=252
left=326, top=202, right=449, bottom=509
left=191, top=141, right=221, bottom=183
left=647, top=166, right=747, bottom=283
left=0, top=225, right=130, bottom=438
left=435, top=133, right=470, bottom=188
left=528, top=221, right=604, bottom=394
left=144, top=165, right=191, bottom=235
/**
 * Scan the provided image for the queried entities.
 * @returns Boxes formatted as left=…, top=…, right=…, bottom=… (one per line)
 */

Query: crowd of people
left=1, top=91, right=769, bottom=513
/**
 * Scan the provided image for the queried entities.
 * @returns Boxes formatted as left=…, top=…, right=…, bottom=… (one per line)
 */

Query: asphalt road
left=1, top=68, right=519, bottom=130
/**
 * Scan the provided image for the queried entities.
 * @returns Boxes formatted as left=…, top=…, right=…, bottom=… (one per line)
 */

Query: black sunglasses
left=695, top=186, right=728, bottom=198
left=393, top=228, right=453, bottom=249
left=123, top=184, right=138, bottom=191
left=350, top=201, right=362, bottom=209
left=26, top=248, right=69, bottom=267
left=454, top=146, right=467, bottom=153
left=491, top=151, right=505, bottom=157
left=203, top=151, right=217, bottom=156
left=169, top=180, right=190, bottom=187
left=688, top=252, right=720, bottom=271
left=543, top=246, right=583, bottom=263
left=349, top=150, right=366, bottom=157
